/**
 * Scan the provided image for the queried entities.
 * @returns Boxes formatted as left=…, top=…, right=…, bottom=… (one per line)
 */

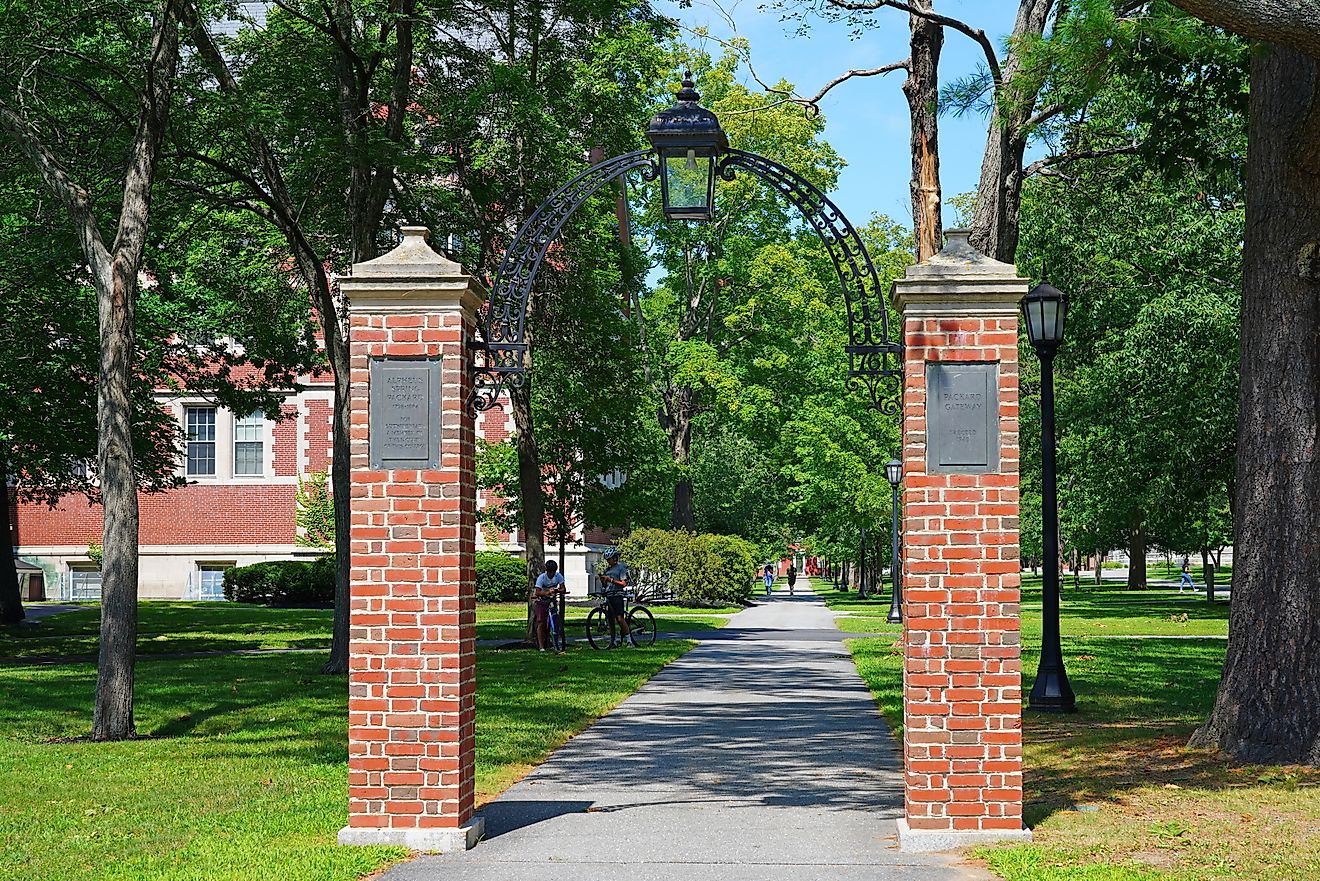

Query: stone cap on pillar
left=893, top=229, right=1029, bottom=315
left=340, top=226, right=487, bottom=314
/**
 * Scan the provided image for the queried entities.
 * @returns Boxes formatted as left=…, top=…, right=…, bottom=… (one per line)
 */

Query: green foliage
left=294, top=471, right=335, bottom=550
left=1014, top=6, right=1245, bottom=563
left=85, top=543, right=103, bottom=571
left=223, top=558, right=334, bottom=607
left=474, top=551, right=527, bottom=603
left=616, top=528, right=755, bottom=606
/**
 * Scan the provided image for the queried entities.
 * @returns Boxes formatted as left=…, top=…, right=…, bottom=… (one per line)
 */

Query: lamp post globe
left=1022, top=280, right=1068, bottom=355
left=884, top=458, right=903, bottom=623
left=1023, top=279, right=1076, bottom=712
left=645, top=72, right=729, bottom=222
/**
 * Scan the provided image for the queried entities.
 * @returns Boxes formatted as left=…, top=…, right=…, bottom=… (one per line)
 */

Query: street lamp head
left=1022, top=279, right=1068, bottom=355
left=885, top=458, right=903, bottom=488
left=646, top=71, right=729, bottom=222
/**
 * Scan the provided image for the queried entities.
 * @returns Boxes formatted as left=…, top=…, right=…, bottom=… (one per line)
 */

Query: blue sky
left=663, top=0, right=1029, bottom=229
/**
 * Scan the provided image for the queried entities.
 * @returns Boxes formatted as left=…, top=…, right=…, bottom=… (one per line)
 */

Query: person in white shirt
left=533, top=560, right=566, bottom=652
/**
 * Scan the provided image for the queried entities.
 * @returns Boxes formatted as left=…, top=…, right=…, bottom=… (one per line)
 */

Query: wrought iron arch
left=471, top=148, right=903, bottom=415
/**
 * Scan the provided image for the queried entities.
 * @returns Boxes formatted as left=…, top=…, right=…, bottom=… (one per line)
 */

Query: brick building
left=11, top=378, right=603, bottom=601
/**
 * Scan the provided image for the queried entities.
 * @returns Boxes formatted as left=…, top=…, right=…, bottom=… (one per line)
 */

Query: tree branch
left=1023, top=141, right=1141, bottom=177
left=1167, top=1, right=1320, bottom=59
left=0, top=102, right=113, bottom=288
left=825, top=0, right=1002, bottom=84
left=800, top=60, right=909, bottom=111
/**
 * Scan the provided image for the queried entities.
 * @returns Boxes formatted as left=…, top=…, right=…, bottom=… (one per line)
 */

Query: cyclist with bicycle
left=600, top=550, right=634, bottom=648
left=533, top=560, right=566, bottom=652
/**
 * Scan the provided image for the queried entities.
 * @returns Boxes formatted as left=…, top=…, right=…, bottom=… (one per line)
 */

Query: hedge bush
left=223, top=557, right=334, bottom=606
left=616, top=528, right=755, bottom=607
left=475, top=550, right=527, bottom=602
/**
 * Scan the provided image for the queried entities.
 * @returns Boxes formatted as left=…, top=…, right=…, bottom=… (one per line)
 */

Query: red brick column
left=893, top=230, right=1032, bottom=852
left=338, top=227, right=485, bottom=851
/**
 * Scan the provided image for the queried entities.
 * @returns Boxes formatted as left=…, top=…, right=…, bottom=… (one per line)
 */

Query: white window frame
left=195, top=563, right=233, bottom=601
left=185, top=406, right=218, bottom=478
left=232, top=412, right=267, bottom=478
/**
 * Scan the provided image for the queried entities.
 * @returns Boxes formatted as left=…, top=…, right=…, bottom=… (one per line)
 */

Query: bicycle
left=543, top=588, right=567, bottom=653
left=585, top=588, right=656, bottom=649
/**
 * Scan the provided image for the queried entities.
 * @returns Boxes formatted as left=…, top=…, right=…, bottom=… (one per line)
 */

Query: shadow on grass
left=1017, top=637, right=1266, bottom=824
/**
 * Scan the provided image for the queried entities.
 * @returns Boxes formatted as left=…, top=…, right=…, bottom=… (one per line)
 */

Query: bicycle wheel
left=627, top=606, right=657, bottom=647
left=585, top=607, right=614, bottom=649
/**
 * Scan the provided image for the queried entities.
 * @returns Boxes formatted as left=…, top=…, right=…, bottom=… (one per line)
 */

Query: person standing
left=533, top=560, right=566, bottom=652
left=763, top=563, right=775, bottom=597
left=786, top=561, right=797, bottom=597
left=600, top=551, right=633, bottom=648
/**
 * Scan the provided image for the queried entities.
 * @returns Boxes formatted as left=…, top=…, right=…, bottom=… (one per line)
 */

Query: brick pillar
left=337, top=227, right=485, bottom=851
left=893, top=229, right=1032, bottom=852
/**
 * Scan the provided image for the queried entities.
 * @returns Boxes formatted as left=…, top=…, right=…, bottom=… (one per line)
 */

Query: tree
left=1136, top=0, right=1320, bottom=764
left=178, top=0, right=421, bottom=673
left=0, top=0, right=182, bottom=738
left=633, top=53, right=851, bottom=529
left=414, top=0, right=669, bottom=595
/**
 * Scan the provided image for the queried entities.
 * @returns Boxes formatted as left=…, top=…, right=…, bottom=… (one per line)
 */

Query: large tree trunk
left=968, top=0, right=1055, bottom=262
left=903, top=0, right=943, bottom=261
left=93, top=0, right=179, bottom=741
left=0, top=453, right=24, bottom=624
left=1127, top=522, right=1147, bottom=589
left=94, top=259, right=143, bottom=740
left=1190, top=44, right=1320, bottom=765
left=510, top=380, right=545, bottom=641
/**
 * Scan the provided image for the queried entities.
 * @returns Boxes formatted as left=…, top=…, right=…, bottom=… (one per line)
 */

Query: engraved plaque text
left=926, top=362, right=999, bottom=474
left=370, top=358, right=440, bottom=469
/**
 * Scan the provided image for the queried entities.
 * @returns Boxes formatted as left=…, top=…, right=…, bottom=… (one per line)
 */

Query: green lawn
left=831, top=577, right=1320, bottom=881
left=2, top=601, right=732, bottom=660
left=2, top=603, right=334, bottom=659
left=820, top=578, right=1230, bottom=639
left=0, top=617, right=695, bottom=881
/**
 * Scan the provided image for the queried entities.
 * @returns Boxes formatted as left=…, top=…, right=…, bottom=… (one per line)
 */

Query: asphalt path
left=383, top=586, right=984, bottom=881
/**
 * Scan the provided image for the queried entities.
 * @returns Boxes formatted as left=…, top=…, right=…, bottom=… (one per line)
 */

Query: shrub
left=616, top=528, right=754, bottom=607
left=475, top=550, right=527, bottom=603
left=223, top=558, right=334, bottom=606
left=678, top=533, right=756, bottom=607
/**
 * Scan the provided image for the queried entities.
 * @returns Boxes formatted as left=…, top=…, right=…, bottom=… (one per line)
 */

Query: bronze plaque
left=369, top=358, right=440, bottom=469
left=926, top=362, right=999, bottom=474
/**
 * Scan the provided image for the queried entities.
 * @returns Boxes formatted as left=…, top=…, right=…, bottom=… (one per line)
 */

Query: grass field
left=819, top=578, right=1320, bottom=881
left=0, top=606, right=697, bottom=881
left=0, top=601, right=730, bottom=660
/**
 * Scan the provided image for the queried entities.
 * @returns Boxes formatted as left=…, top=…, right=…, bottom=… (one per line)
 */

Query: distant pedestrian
left=1179, top=561, right=1194, bottom=594
left=763, top=564, right=774, bottom=597
left=786, top=562, right=797, bottom=596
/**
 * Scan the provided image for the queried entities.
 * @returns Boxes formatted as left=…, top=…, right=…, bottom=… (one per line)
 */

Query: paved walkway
left=385, top=587, right=980, bottom=881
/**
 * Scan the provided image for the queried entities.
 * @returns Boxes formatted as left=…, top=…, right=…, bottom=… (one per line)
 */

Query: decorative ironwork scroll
left=717, top=150, right=902, bottom=415
left=471, top=148, right=903, bottom=414
left=471, top=150, right=659, bottom=412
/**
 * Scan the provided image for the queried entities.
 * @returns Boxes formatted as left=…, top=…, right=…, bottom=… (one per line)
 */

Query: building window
left=186, top=407, right=217, bottom=476
left=196, top=564, right=230, bottom=601
left=69, top=567, right=102, bottom=601
left=233, top=412, right=265, bottom=476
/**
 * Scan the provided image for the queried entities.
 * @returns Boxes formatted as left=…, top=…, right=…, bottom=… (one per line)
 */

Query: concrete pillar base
left=338, top=816, right=485, bottom=852
left=896, top=819, right=1032, bottom=853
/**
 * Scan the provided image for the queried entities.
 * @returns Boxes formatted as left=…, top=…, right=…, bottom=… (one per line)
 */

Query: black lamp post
left=1023, top=280, right=1076, bottom=713
left=885, top=458, right=903, bottom=623
left=645, top=73, right=729, bottom=221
